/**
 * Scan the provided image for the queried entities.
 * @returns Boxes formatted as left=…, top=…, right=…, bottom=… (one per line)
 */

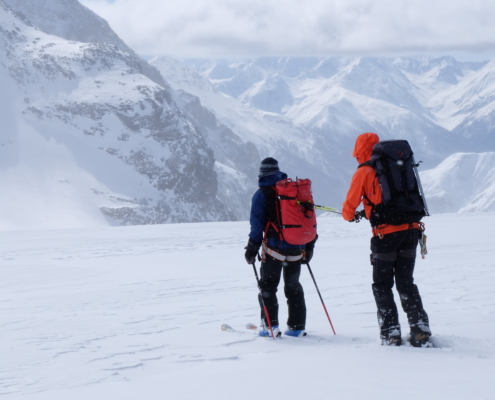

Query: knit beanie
left=258, top=157, right=280, bottom=178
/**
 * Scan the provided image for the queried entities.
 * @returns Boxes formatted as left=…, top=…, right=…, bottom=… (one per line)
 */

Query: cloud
left=80, top=0, right=495, bottom=57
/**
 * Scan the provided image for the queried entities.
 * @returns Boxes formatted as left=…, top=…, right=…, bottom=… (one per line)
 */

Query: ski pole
left=314, top=205, right=342, bottom=214
left=412, top=155, right=430, bottom=216
left=307, top=263, right=336, bottom=335
left=252, top=261, right=276, bottom=340
left=297, top=201, right=342, bottom=214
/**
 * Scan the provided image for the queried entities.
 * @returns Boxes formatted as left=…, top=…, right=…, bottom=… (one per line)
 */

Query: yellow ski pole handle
left=296, top=201, right=342, bottom=214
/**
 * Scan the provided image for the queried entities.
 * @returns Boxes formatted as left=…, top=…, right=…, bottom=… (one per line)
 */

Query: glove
left=302, top=249, right=313, bottom=264
left=350, top=210, right=366, bottom=223
left=302, top=235, right=318, bottom=265
left=244, top=239, right=261, bottom=264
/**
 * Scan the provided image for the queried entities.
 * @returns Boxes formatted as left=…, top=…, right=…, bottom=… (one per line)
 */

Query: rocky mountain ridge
left=0, top=0, right=245, bottom=228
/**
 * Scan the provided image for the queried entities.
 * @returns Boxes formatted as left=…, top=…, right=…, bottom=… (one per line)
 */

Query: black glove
left=302, top=235, right=318, bottom=265
left=350, top=210, right=366, bottom=223
left=302, top=249, right=313, bottom=264
left=244, top=239, right=261, bottom=264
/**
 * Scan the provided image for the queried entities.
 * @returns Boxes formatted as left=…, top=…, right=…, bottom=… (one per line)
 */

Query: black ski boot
left=382, top=336, right=402, bottom=346
left=410, top=332, right=432, bottom=348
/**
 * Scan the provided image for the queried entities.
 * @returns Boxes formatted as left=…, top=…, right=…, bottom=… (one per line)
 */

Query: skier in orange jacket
left=342, top=132, right=432, bottom=347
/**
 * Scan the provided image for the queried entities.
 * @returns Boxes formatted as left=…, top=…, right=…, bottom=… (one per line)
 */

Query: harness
left=264, top=246, right=304, bottom=262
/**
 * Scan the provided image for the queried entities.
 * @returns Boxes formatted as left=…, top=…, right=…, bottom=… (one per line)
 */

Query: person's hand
left=302, top=249, right=313, bottom=264
left=244, top=239, right=261, bottom=264
left=350, top=210, right=366, bottom=223
left=302, top=235, right=318, bottom=264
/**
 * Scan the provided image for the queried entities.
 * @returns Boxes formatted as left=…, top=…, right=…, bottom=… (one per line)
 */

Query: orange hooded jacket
left=342, top=132, right=418, bottom=237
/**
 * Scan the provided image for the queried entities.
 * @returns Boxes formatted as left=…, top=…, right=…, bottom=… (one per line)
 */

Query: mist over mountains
left=1, top=0, right=494, bottom=229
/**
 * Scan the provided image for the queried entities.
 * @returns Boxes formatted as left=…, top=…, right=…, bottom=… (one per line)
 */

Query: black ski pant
left=258, top=253, right=306, bottom=330
left=370, top=229, right=431, bottom=340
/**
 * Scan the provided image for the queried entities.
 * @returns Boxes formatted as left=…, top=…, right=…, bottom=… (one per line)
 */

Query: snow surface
left=2, top=214, right=495, bottom=399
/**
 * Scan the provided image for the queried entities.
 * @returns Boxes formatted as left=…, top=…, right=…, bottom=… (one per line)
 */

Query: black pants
left=258, top=253, right=306, bottom=330
left=370, top=229, right=431, bottom=339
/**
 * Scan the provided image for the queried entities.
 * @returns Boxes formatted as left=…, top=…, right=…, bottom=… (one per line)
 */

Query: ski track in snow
left=1, top=214, right=495, bottom=399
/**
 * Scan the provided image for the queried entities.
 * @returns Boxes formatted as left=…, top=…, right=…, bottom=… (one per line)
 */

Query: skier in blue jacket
left=244, top=157, right=317, bottom=337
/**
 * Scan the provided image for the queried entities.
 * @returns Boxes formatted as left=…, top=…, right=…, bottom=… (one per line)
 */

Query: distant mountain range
left=421, top=152, right=495, bottom=213
left=180, top=56, right=495, bottom=158
left=1, top=0, right=493, bottom=229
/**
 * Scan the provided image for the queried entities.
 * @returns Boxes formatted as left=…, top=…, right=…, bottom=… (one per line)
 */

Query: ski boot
left=409, top=332, right=433, bottom=348
left=284, top=328, right=307, bottom=337
left=382, top=335, right=402, bottom=346
left=259, top=325, right=281, bottom=338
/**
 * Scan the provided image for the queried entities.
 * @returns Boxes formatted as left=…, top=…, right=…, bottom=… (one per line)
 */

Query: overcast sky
left=80, top=0, right=495, bottom=60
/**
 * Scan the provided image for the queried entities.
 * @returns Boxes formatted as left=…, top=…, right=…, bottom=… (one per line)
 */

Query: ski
left=221, top=323, right=259, bottom=334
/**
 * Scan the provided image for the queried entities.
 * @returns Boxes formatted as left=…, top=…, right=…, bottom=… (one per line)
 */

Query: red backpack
left=263, top=178, right=317, bottom=245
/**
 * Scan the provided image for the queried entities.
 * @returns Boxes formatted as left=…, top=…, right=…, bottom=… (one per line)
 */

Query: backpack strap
left=259, top=186, right=282, bottom=240
left=356, top=160, right=381, bottom=227
left=356, top=161, right=376, bottom=208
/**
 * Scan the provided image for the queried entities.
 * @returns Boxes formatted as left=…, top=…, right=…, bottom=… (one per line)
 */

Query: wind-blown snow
left=1, top=214, right=494, bottom=399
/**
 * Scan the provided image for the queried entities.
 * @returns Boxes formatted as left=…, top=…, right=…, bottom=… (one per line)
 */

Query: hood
left=259, top=171, right=288, bottom=187
left=353, top=132, right=380, bottom=164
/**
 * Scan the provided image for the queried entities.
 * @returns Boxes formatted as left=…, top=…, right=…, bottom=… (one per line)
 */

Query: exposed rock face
left=173, top=91, right=260, bottom=219
left=0, top=0, right=235, bottom=227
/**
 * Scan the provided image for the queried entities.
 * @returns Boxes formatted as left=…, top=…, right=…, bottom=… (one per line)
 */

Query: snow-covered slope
left=3, top=0, right=166, bottom=88
left=2, top=214, right=495, bottom=399
left=428, top=60, right=495, bottom=150
left=421, top=152, right=495, bottom=213
left=151, top=56, right=351, bottom=210
left=0, top=0, right=235, bottom=228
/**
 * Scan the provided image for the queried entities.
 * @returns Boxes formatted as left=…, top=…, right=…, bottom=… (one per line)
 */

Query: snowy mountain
left=174, top=56, right=495, bottom=216
left=150, top=56, right=351, bottom=211
left=3, top=0, right=166, bottom=88
left=421, top=152, right=495, bottom=213
left=2, top=0, right=495, bottom=230
left=0, top=0, right=266, bottom=228
left=184, top=56, right=495, bottom=162
left=0, top=0, right=244, bottom=228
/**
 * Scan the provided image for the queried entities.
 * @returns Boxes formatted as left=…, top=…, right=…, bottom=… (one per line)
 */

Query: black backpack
left=359, top=140, right=429, bottom=227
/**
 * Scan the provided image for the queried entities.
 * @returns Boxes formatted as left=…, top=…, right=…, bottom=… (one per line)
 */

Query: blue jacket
left=248, top=172, right=305, bottom=250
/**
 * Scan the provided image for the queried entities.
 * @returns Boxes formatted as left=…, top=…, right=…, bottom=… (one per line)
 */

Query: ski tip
left=221, top=324, right=233, bottom=332
left=246, top=323, right=258, bottom=330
